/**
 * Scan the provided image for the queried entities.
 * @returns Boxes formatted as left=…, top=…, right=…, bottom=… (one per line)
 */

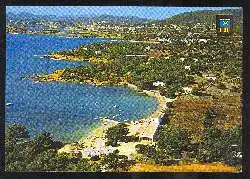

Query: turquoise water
left=6, top=34, right=158, bottom=142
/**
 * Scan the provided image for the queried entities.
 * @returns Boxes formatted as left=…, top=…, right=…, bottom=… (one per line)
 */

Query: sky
left=6, top=6, right=240, bottom=20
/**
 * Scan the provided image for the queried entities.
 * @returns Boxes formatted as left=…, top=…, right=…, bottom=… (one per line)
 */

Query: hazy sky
left=6, top=6, right=240, bottom=20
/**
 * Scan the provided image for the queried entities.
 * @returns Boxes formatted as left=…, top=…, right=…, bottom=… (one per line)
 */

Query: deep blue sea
left=6, top=33, right=158, bottom=142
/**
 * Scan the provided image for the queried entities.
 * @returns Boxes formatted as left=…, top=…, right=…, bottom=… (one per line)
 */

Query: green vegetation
left=105, top=123, right=129, bottom=147
left=101, top=149, right=135, bottom=172
left=155, top=126, right=192, bottom=159
left=198, top=110, right=241, bottom=166
left=135, top=117, right=241, bottom=167
left=58, top=32, right=242, bottom=99
left=42, top=8, right=242, bottom=170
left=105, top=123, right=139, bottom=147
left=136, top=91, right=242, bottom=167
left=164, top=9, right=243, bottom=34
left=9, top=8, right=243, bottom=171
left=5, top=124, right=137, bottom=172
left=5, top=124, right=101, bottom=172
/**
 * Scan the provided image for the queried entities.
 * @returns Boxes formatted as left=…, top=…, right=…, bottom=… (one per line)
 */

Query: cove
left=6, top=33, right=158, bottom=142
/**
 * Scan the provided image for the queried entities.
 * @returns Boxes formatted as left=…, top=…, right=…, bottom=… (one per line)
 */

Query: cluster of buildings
left=7, top=15, right=218, bottom=40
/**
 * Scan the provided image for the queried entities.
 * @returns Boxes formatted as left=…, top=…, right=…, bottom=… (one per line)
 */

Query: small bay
left=6, top=33, right=158, bottom=142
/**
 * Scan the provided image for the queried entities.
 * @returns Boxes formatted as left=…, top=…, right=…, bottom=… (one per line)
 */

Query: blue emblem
left=219, top=19, right=230, bottom=28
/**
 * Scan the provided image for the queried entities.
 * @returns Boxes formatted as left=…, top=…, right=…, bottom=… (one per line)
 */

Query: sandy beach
left=58, top=84, right=176, bottom=159
left=31, top=64, right=175, bottom=159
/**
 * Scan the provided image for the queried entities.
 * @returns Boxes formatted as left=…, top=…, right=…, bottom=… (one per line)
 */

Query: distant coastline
left=45, top=54, right=89, bottom=62
left=6, top=7, right=243, bottom=171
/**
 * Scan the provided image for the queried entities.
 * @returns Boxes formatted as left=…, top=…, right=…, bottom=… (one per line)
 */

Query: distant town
left=6, top=8, right=243, bottom=172
left=6, top=9, right=243, bottom=41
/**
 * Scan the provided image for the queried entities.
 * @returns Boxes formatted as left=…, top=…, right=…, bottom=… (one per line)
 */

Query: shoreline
left=57, top=86, right=173, bottom=159
left=45, top=54, right=113, bottom=63
left=45, top=54, right=90, bottom=62
left=123, top=39, right=160, bottom=44
left=8, top=31, right=121, bottom=40
left=31, top=72, right=174, bottom=158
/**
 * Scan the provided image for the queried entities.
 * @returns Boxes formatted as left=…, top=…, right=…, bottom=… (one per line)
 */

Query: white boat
left=6, top=103, right=13, bottom=106
left=112, top=114, right=120, bottom=119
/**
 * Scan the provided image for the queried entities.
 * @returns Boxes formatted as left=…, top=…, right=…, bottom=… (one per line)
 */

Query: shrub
left=191, top=87, right=203, bottom=96
left=105, top=139, right=119, bottom=147
left=160, top=108, right=172, bottom=125
left=105, top=123, right=129, bottom=147
left=231, top=86, right=241, bottom=93
left=5, top=161, right=27, bottom=171
left=160, top=85, right=178, bottom=98
left=67, top=158, right=101, bottom=172
left=26, top=149, right=68, bottom=171
left=198, top=110, right=242, bottom=166
left=90, top=155, right=100, bottom=161
left=124, top=135, right=139, bottom=143
left=217, top=82, right=227, bottom=90
left=155, top=126, right=191, bottom=159
left=135, top=144, right=156, bottom=156
left=101, top=149, right=135, bottom=171
left=6, top=123, right=29, bottom=141
left=203, top=108, right=217, bottom=129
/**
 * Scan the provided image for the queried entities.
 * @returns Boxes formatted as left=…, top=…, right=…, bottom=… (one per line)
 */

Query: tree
left=135, top=144, right=156, bottom=157
left=17, top=131, right=63, bottom=165
left=5, top=123, right=101, bottom=172
left=27, top=132, right=63, bottom=157
left=6, top=123, right=29, bottom=141
left=5, top=161, right=27, bottom=172
left=5, top=124, right=30, bottom=168
left=199, top=111, right=242, bottom=166
left=105, top=123, right=129, bottom=147
left=155, top=126, right=191, bottom=159
left=203, top=108, right=217, bottom=129
left=67, top=158, right=101, bottom=172
left=101, top=149, right=135, bottom=171
left=26, top=149, right=70, bottom=171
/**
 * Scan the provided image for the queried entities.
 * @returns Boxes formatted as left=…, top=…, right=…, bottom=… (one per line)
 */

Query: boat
left=112, top=114, right=120, bottom=119
left=6, top=102, right=13, bottom=106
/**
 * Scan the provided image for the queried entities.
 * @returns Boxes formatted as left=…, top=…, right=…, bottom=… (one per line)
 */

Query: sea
left=5, top=33, right=158, bottom=142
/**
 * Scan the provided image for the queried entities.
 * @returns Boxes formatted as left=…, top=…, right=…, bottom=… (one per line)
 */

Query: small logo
left=216, top=15, right=233, bottom=35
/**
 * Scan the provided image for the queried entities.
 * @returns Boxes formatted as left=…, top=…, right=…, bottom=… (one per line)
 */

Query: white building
left=184, top=66, right=191, bottom=70
left=180, top=58, right=185, bottom=62
left=145, top=46, right=151, bottom=51
left=182, top=87, right=193, bottom=94
left=95, top=50, right=102, bottom=55
left=153, top=81, right=165, bottom=87
left=204, top=74, right=217, bottom=81
left=199, top=39, right=208, bottom=43
left=193, top=58, right=199, bottom=62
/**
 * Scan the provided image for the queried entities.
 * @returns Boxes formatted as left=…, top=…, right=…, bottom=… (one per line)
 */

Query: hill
left=6, top=12, right=149, bottom=25
left=155, top=8, right=243, bottom=33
